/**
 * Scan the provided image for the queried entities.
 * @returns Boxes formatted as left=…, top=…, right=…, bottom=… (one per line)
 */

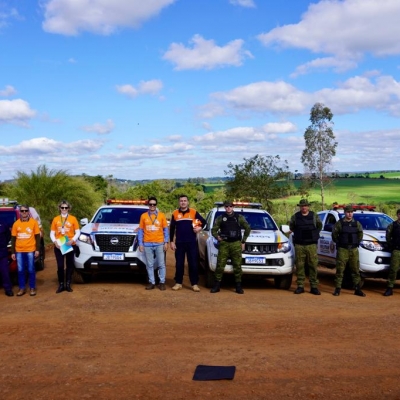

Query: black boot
left=354, top=285, right=366, bottom=297
left=235, top=282, right=244, bottom=294
left=333, top=288, right=341, bottom=296
left=56, top=283, right=64, bottom=294
left=56, top=271, right=65, bottom=294
left=210, top=281, right=220, bottom=293
left=383, top=287, right=393, bottom=296
left=65, top=269, right=73, bottom=292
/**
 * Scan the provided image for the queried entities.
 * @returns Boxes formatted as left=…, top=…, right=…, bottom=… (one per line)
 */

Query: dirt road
left=1, top=248, right=400, bottom=399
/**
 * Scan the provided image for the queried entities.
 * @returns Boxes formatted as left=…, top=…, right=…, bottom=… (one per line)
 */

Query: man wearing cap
left=332, top=205, right=365, bottom=297
left=289, top=199, right=322, bottom=295
left=383, top=209, right=400, bottom=296
left=210, top=200, right=251, bottom=294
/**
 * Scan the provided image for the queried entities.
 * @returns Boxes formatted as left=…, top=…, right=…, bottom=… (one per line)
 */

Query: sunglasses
left=148, top=203, right=157, bottom=206
left=60, top=206, right=69, bottom=209
left=20, top=209, right=29, bottom=213
left=224, top=205, right=233, bottom=208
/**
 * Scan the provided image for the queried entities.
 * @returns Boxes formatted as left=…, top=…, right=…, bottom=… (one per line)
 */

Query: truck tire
left=35, top=241, right=45, bottom=271
left=274, top=273, right=293, bottom=290
left=73, top=269, right=92, bottom=284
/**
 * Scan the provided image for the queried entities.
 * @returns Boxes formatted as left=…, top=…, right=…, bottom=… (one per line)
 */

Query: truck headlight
left=277, top=242, right=291, bottom=253
left=360, top=240, right=384, bottom=252
left=78, top=233, right=93, bottom=245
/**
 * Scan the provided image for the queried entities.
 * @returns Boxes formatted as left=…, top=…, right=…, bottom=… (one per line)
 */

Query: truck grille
left=244, top=243, right=279, bottom=254
left=95, top=234, right=135, bottom=252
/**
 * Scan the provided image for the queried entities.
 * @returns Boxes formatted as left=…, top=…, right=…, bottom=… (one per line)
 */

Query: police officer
left=290, top=199, right=322, bottom=295
left=383, top=209, right=400, bottom=296
left=210, top=200, right=251, bottom=294
left=332, top=205, right=365, bottom=297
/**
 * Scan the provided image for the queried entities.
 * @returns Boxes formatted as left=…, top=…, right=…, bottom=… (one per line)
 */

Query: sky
left=1, top=0, right=400, bottom=182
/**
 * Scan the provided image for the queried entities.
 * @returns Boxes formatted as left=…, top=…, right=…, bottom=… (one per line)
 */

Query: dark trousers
left=54, top=247, right=75, bottom=282
left=174, top=242, right=199, bottom=285
left=0, top=255, right=12, bottom=292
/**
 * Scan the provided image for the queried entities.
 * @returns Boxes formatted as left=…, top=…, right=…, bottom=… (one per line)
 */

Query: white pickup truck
left=197, top=202, right=295, bottom=289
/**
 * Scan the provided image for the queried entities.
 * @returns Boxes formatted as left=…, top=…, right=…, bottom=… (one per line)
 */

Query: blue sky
left=1, top=0, right=400, bottom=181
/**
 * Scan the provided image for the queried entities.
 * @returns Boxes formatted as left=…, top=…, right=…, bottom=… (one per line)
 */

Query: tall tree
left=224, top=154, right=290, bottom=211
left=301, top=103, right=337, bottom=210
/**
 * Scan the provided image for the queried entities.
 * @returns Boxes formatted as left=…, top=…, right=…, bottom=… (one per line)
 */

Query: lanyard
left=60, top=214, right=68, bottom=228
left=148, top=211, right=158, bottom=225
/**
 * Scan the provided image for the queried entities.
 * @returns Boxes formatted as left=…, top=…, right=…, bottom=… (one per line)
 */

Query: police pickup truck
left=197, top=202, right=294, bottom=289
left=317, top=204, right=394, bottom=283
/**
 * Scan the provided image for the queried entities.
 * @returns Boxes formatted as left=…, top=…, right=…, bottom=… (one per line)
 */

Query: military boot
left=65, top=269, right=73, bottom=293
left=235, top=282, right=244, bottom=294
left=210, top=281, right=220, bottom=293
left=56, top=271, right=65, bottom=294
left=333, top=288, right=341, bottom=296
left=354, top=285, right=366, bottom=297
left=383, top=287, right=393, bottom=296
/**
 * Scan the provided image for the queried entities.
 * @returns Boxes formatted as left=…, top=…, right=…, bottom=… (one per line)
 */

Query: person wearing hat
left=289, top=199, right=322, bottom=295
left=383, top=209, right=400, bottom=296
left=332, top=205, right=365, bottom=297
left=210, top=200, right=251, bottom=294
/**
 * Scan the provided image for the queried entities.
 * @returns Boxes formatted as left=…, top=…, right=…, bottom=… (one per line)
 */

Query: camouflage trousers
left=387, top=249, right=400, bottom=288
left=214, top=241, right=243, bottom=282
left=335, top=247, right=361, bottom=288
left=295, top=243, right=319, bottom=288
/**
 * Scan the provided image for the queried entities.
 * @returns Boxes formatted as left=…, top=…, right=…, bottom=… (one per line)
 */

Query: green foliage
left=301, top=103, right=337, bottom=209
left=4, top=165, right=103, bottom=243
left=224, top=154, right=290, bottom=211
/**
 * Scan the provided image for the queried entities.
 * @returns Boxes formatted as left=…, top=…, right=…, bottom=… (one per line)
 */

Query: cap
left=297, top=199, right=310, bottom=207
left=223, top=200, right=234, bottom=207
left=344, top=205, right=354, bottom=212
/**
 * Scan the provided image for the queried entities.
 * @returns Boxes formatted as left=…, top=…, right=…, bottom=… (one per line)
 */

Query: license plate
left=245, top=257, right=265, bottom=264
left=103, top=253, right=125, bottom=261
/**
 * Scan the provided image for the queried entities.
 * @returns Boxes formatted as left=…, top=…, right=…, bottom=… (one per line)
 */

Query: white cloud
left=290, top=57, right=358, bottom=77
left=42, top=0, right=176, bottom=36
left=82, top=119, right=115, bottom=135
left=0, top=85, right=17, bottom=97
left=207, top=81, right=310, bottom=116
left=0, top=99, right=36, bottom=125
left=0, top=137, right=104, bottom=156
left=116, top=79, right=163, bottom=98
left=0, top=6, right=21, bottom=30
left=163, top=34, right=253, bottom=70
left=229, top=0, right=256, bottom=8
left=258, top=0, right=400, bottom=73
left=201, top=74, right=400, bottom=118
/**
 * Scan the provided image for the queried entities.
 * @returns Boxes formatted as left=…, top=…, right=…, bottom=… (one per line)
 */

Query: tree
left=301, top=103, right=337, bottom=210
left=224, top=154, right=290, bottom=211
left=4, top=165, right=104, bottom=243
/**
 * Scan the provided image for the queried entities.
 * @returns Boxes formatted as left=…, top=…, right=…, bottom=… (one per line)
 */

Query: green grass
left=282, top=178, right=400, bottom=206
left=368, top=172, right=400, bottom=179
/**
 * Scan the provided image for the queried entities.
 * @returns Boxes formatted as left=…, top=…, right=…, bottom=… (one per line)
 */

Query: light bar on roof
left=332, top=204, right=376, bottom=211
left=106, top=199, right=148, bottom=205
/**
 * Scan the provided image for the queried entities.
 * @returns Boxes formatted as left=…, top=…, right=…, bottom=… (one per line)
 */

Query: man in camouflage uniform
left=290, top=199, right=322, bottom=295
left=210, top=200, right=251, bottom=294
left=383, top=209, right=400, bottom=296
left=332, top=205, right=365, bottom=297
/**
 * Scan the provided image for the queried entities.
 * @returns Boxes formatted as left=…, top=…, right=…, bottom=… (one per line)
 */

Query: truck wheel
left=35, top=242, right=45, bottom=271
left=73, top=269, right=92, bottom=284
left=274, top=273, right=293, bottom=290
left=204, top=255, right=214, bottom=288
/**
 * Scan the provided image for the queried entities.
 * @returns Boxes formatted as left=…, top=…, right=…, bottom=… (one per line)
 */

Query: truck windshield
left=215, top=211, right=278, bottom=230
left=92, top=208, right=148, bottom=224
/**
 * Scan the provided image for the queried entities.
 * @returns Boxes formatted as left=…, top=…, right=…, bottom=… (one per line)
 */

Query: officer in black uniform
left=332, top=205, right=365, bottom=297
left=210, top=200, right=251, bottom=294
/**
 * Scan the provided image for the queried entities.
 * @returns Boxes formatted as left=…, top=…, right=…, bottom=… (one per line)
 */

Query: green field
left=369, top=172, right=400, bottom=179
left=288, top=178, right=400, bottom=205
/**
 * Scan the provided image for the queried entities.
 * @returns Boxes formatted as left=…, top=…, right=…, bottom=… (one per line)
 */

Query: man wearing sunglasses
left=11, top=204, right=41, bottom=296
left=138, top=197, right=169, bottom=290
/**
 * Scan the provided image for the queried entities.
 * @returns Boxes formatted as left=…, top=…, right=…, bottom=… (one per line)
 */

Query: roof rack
left=106, top=199, right=148, bottom=205
left=214, top=201, right=263, bottom=209
left=0, top=198, right=18, bottom=206
left=332, top=204, right=376, bottom=211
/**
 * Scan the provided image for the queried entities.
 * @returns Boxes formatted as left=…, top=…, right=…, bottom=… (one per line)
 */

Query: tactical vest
left=391, top=222, right=400, bottom=249
left=219, top=213, right=242, bottom=242
left=338, top=219, right=359, bottom=248
left=293, top=211, right=319, bottom=245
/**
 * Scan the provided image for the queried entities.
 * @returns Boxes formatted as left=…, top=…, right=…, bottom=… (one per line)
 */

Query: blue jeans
left=144, top=245, right=166, bottom=284
left=16, top=251, right=36, bottom=289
